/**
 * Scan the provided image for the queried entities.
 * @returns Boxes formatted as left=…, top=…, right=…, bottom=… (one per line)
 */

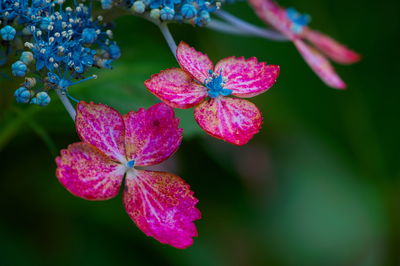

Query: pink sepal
left=248, top=0, right=296, bottom=39
left=144, top=68, right=208, bottom=109
left=194, top=97, right=263, bottom=145
left=76, top=102, right=126, bottom=162
left=304, top=29, right=361, bottom=64
left=176, top=41, right=214, bottom=82
left=124, top=103, right=183, bottom=166
left=294, top=40, right=346, bottom=89
left=215, top=56, right=279, bottom=98
left=56, top=142, right=125, bottom=200
left=123, top=170, right=201, bottom=249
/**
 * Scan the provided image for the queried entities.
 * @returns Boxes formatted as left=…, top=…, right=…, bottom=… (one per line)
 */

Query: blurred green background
left=1, top=0, right=399, bottom=265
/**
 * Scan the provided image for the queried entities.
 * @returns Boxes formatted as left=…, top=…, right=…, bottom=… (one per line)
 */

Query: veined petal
left=176, top=41, right=214, bottom=82
left=123, top=170, right=201, bottom=249
left=215, top=56, right=280, bottom=98
left=194, top=97, right=263, bottom=145
left=294, top=40, right=346, bottom=89
left=55, top=142, right=125, bottom=200
left=248, top=0, right=296, bottom=39
left=304, top=29, right=361, bottom=64
left=124, top=103, right=183, bottom=166
left=144, top=68, right=208, bottom=109
left=76, top=102, right=126, bottom=162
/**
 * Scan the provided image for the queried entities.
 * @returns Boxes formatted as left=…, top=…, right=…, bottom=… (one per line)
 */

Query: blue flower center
left=204, top=70, right=232, bottom=98
left=126, top=160, right=135, bottom=168
left=286, top=8, right=311, bottom=34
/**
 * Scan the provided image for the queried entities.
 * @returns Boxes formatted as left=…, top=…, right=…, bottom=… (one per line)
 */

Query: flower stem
left=207, top=20, right=255, bottom=36
left=158, top=22, right=177, bottom=57
left=215, top=10, right=288, bottom=41
left=56, top=89, right=76, bottom=121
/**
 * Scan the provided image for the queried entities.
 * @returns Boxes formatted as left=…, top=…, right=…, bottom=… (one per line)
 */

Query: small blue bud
left=82, top=28, right=98, bottom=44
left=31, top=92, right=51, bottom=106
left=108, top=44, right=121, bottom=59
left=181, top=4, right=197, bottom=19
left=150, top=8, right=161, bottom=20
left=197, top=10, right=211, bottom=26
left=286, top=8, right=299, bottom=20
left=14, top=87, right=32, bottom=103
left=11, top=61, right=28, bottom=77
left=24, top=77, right=37, bottom=88
left=101, top=0, right=113, bottom=9
left=133, top=1, right=146, bottom=13
left=20, top=51, right=34, bottom=65
left=0, top=25, right=16, bottom=41
left=126, top=160, right=135, bottom=168
left=40, top=17, right=51, bottom=30
left=160, top=7, right=175, bottom=21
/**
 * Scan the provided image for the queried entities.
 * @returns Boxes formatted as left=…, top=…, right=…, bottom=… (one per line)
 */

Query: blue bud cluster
left=0, top=0, right=121, bottom=106
left=126, top=0, right=229, bottom=26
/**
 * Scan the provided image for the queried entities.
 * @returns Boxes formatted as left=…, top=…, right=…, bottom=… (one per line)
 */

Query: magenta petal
left=123, top=170, right=201, bottom=249
left=176, top=41, right=214, bottom=82
left=76, top=102, right=126, bottom=162
left=215, top=56, right=280, bottom=98
left=145, top=68, right=208, bottom=109
left=294, top=40, right=346, bottom=89
left=248, top=0, right=296, bottom=39
left=56, top=142, right=125, bottom=200
left=304, top=29, right=361, bottom=64
left=124, top=103, right=183, bottom=166
left=194, top=97, right=263, bottom=145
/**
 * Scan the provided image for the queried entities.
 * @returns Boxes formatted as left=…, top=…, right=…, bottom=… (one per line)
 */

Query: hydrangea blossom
left=145, top=42, right=280, bottom=145
left=0, top=0, right=120, bottom=106
left=56, top=102, right=200, bottom=248
left=248, top=0, right=360, bottom=89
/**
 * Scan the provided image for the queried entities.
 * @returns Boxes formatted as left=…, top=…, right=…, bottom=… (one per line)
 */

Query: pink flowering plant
left=56, top=102, right=200, bottom=248
left=145, top=42, right=280, bottom=145
left=248, top=0, right=360, bottom=88
left=1, top=0, right=360, bottom=250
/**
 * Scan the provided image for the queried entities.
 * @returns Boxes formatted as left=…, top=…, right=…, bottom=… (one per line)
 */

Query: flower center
left=286, top=8, right=311, bottom=34
left=204, top=70, right=232, bottom=98
left=126, top=160, right=135, bottom=169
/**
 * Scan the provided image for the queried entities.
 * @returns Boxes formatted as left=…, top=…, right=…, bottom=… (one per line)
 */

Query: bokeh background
left=1, top=0, right=399, bottom=265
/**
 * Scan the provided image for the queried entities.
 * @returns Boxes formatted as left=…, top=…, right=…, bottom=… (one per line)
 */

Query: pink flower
left=55, top=101, right=200, bottom=249
left=248, top=0, right=361, bottom=89
left=145, top=42, right=280, bottom=146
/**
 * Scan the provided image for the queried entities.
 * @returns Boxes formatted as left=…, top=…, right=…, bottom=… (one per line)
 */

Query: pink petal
left=194, top=97, right=263, bottom=145
left=124, top=103, right=183, bottom=166
left=55, top=142, right=125, bottom=200
left=76, top=102, right=126, bottom=162
left=176, top=41, right=214, bottom=82
left=294, top=40, right=346, bottom=89
left=123, top=170, right=201, bottom=249
left=144, top=68, right=208, bottom=109
left=304, top=29, right=361, bottom=64
left=248, top=0, right=296, bottom=39
left=215, top=56, right=280, bottom=98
